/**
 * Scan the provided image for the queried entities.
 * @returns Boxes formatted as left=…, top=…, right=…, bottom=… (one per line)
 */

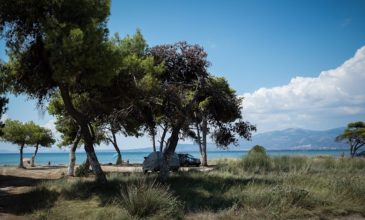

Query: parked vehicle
left=142, top=152, right=180, bottom=173
left=178, top=153, right=201, bottom=167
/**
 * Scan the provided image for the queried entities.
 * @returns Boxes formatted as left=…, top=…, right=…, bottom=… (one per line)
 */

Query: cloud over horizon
left=242, top=45, right=365, bottom=133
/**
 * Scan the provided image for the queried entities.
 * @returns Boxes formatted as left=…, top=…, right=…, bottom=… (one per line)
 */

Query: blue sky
left=1, top=0, right=365, bottom=152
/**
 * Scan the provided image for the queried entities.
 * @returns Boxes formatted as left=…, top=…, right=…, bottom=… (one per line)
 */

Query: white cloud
left=42, top=119, right=57, bottom=133
left=242, top=46, right=365, bottom=132
left=41, top=119, right=61, bottom=143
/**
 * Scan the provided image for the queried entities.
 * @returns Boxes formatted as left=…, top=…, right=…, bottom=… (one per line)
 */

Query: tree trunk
left=83, top=129, right=105, bottom=183
left=159, top=122, right=182, bottom=182
left=152, top=129, right=156, bottom=152
left=196, top=122, right=204, bottom=164
left=31, top=143, right=39, bottom=167
left=201, top=117, right=208, bottom=166
left=350, top=143, right=355, bottom=158
left=84, top=156, right=90, bottom=169
left=60, top=85, right=107, bottom=184
left=68, top=128, right=81, bottom=176
left=19, top=143, right=25, bottom=168
left=109, top=132, right=122, bottom=166
left=160, top=124, right=168, bottom=152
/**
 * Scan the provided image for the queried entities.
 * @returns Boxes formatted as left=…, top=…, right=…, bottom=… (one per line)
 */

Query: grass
left=24, top=155, right=365, bottom=219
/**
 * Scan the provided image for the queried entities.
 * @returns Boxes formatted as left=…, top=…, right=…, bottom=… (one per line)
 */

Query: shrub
left=119, top=180, right=183, bottom=219
left=242, top=145, right=271, bottom=172
left=75, top=162, right=91, bottom=177
left=249, top=145, right=267, bottom=154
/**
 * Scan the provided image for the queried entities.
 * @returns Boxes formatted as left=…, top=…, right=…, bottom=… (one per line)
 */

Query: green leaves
left=336, top=121, right=365, bottom=156
left=1, top=119, right=55, bottom=148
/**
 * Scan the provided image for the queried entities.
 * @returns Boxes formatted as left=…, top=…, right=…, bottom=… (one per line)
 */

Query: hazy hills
left=238, top=127, right=347, bottom=150
left=127, top=127, right=347, bottom=152
left=0, top=127, right=347, bottom=153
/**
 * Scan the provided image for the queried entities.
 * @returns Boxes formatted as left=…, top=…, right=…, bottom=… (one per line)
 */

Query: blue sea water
left=0, top=149, right=347, bottom=166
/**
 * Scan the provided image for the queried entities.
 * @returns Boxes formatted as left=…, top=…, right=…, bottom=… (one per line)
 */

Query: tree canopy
left=0, top=1, right=255, bottom=182
left=0, top=119, right=54, bottom=167
left=1, top=119, right=31, bottom=146
left=336, top=121, right=365, bottom=157
left=0, top=0, right=163, bottom=184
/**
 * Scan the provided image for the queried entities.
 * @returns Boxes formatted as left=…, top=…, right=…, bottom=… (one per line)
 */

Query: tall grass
left=119, top=180, right=182, bottom=219
left=26, top=155, right=365, bottom=219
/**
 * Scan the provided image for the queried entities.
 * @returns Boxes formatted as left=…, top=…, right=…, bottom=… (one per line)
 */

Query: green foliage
left=75, top=162, right=91, bottom=177
left=28, top=122, right=55, bottom=147
left=1, top=119, right=31, bottom=146
left=195, top=76, right=256, bottom=148
left=1, top=119, right=55, bottom=151
left=242, top=145, right=271, bottom=172
left=119, top=181, right=183, bottom=219
left=248, top=145, right=267, bottom=154
left=336, top=121, right=365, bottom=157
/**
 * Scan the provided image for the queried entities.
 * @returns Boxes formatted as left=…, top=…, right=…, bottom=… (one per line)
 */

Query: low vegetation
left=15, top=155, right=363, bottom=220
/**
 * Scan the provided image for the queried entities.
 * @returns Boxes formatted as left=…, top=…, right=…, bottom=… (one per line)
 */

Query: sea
left=0, top=149, right=348, bottom=166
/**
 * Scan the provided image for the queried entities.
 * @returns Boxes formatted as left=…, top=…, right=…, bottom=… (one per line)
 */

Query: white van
left=142, top=152, right=180, bottom=173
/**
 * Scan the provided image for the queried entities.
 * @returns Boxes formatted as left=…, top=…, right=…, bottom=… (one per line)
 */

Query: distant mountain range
left=238, top=127, right=347, bottom=150
left=125, top=127, right=348, bottom=152
left=0, top=127, right=348, bottom=153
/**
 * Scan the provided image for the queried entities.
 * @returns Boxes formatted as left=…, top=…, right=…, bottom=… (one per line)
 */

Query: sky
left=1, top=0, right=365, bottom=152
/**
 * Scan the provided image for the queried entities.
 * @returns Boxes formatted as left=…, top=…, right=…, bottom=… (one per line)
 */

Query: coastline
left=0, top=149, right=347, bottom=166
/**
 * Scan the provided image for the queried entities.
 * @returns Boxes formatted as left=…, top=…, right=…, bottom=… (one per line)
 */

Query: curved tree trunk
left=19, top=143, right=25, bottom=168
left=159, top=122, right=183, bottom=182
left=84, top=156, right=90, bottom=170
left=201, top=117, right=208, bottom=166
left=83, top=125, right=105, bottom=182
left=114, top=144, right=122, bottom=165
left=31, top=143, right=39, bottom=167
left=68, top=128, right=81, bottom=176
left=160, top=124, right=168, bottom=152
left=60, top=85, right=107, bottom=184
left=112, top=131, right=122, bottom=165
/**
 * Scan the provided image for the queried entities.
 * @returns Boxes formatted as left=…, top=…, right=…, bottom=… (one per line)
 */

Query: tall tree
left=0, top=0, right=116, bottom=183
left=149, top=42, right=256, bottom=180
left=28, top=123, right=55, bottom=167
left=1, top=119, right=33, bottom=168
left=149, top=42, right=209, bottom=181
left=192, top=76, right=256, bottom=166
left=0, top=1, right=161, bottom=184
left=336, top=121, right=365, bottom=157
left=48, top=92, right=82, bottom=175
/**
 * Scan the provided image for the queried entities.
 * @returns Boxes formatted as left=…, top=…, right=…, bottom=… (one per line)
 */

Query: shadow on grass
left=54, top=171, right=279, bottom=212
left=0, top=175, right=45, bottom=188
left=0, top=186, right=59, bottom=214
left=168, top=172, right=277, bottom=211
left=5, top=172, right=276, bottom=213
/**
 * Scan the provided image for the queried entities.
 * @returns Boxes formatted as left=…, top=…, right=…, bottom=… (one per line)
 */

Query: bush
left=75, top=162, right=91, bottom=177
left=242, top=145, right=271, bottom=172
left=249, top=145, right=267, bottom=154
left=119, top=180, right=183, bottom=219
